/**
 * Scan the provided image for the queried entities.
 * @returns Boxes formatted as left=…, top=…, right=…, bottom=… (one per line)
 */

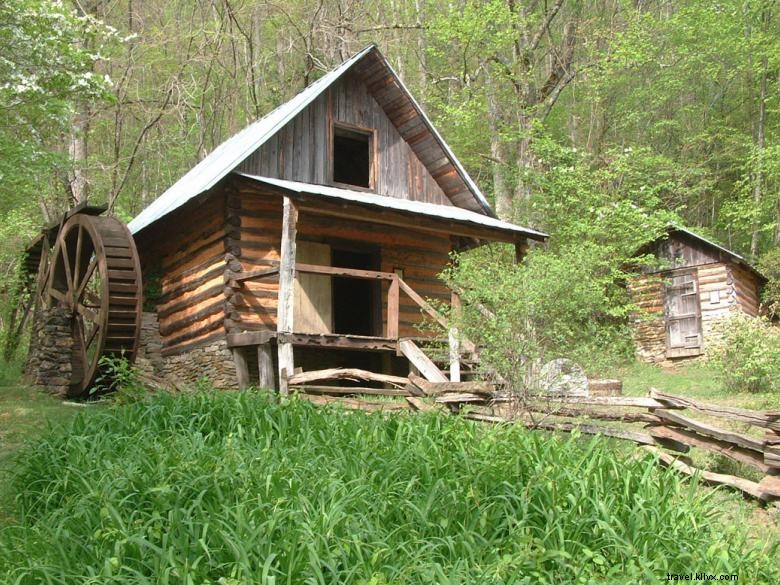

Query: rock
left=538, top=358, right=589, bottom=397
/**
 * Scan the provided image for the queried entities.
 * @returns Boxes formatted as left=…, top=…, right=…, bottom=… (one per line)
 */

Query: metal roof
left=128, top=44, right=494, bottom=234
left=236, top=173, right=548, bottom=241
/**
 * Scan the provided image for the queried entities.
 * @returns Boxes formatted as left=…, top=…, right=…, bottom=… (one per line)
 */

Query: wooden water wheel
left=42, top=212, right=142, bottom=397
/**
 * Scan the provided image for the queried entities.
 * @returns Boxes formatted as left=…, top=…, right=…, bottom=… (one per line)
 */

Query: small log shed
left=629, top=227, right=766, bottom=364
left=128, top=44, right=547, bottom=390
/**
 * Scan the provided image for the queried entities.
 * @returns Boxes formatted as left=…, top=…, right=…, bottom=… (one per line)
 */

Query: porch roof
left=235, top=173, right=549, bottom=242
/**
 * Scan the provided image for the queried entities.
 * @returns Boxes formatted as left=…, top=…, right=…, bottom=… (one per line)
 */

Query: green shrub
left=710, top=314, right=780, bottom=393
left=1, top=392, right=777, bottom=583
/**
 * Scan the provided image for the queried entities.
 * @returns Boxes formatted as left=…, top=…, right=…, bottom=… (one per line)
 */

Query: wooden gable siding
left=652, top=232, right=722, bottom=270
left=236, top=72, right=450, bottom=206
left=350, top=50, right=482, bottom=213
left=136, top=192, right=228, bottom=356
left=233, top=183, right=452, bottom=338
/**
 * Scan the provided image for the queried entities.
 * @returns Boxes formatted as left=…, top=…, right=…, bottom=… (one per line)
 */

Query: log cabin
left=629, top=227, right=766, bottom=364
left=128, top=45, right=547, bottom=390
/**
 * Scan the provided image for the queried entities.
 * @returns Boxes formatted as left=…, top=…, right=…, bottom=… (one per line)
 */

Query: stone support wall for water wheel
left=24, top=207, right=142, bottom=397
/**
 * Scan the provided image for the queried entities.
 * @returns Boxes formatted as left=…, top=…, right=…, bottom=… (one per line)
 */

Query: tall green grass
left=0, top=392, right=777, bottom=584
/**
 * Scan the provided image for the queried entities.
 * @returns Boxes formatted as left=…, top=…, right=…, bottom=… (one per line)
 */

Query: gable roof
left=129, top=44, right=494, bottom=235
left=649, top=226, right=766, bottom=282
left=237, top=173, right=548, bottom=241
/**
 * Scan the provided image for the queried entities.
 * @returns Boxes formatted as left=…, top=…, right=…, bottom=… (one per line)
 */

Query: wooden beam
left=276, top=197, right=298, bottom=395
left=386, top=275, right=399, bottom=339
left=448, top=290, right=461, bottom=382
left=226, top=330, right=276, bottom=347
left=232, top=349, right=250, bottom=390
left=650, top=388, right=780, bottom=430
left=295, top=263, right=395, bottom=280
left=289, top=385, right=411, bottom=397
left=288, top=367, right=408, bottom=387
left=654, top=409, right=765, bottom=453
left=648, top=425, right=771, bottom=474
left=233, top=267, right=280, bottom=284
left=278, top=332, right=397, bottom=351
left=257, top=343, right=275, bottom=390
left=398, top=339, right=448, bottom=382
left=644, top=446, right=773, bottom=501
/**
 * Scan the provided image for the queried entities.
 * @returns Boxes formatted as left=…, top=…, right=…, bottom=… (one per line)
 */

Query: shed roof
left=236, top=173, right=548, bottom=241
left=129, top=44, right=499, bottom=235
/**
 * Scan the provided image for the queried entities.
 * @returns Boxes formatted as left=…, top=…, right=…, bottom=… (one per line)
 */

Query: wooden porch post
left=277, top=197, right=298, bottom=395
left=448, top=290, right=461, bottom=382
left=514, top=238, right=529, bottom=264
left=386, top=274, right=400, bottom=339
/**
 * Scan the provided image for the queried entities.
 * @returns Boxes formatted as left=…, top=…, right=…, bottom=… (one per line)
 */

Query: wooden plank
left=298, top=393, right=409, bottom=412
left=226, top=330, right=276, bottom=347
left=654, top=409, right=765, bottom=452
left=465, top=413, right=661, bottom=446
left=296, top=263, right=395, bottom=280
left=233, top=349, right=250, bottom=390
left=398, top=339, right=447, bottom=382
left=644, top=447, right=773, bottom=501
left=523, top=405, right=661, bottom=424
left=405, top=396, right=441, bottom=413
left=648, top=425, right=771, bottom=473
left=649, top=389, right=780, bottom=429
left=409, top=374, right=495, bottom=396
left=542, top=396, right=678, bottom=409
left=435, top=392, right=490, bottom=404
left=276, top=197, right=298, bottom=395
left=386, top=275, right=399, bottom=339
left=234, top=267, right=280, bottom=283
left=258, top=343, right=275, bottom=390
left=293, top=242, right=333, bottom=334
left=275, top=333, right=395, bottom=351
left=288, top=367, right=408, bottom=387
left=290, top=385, right=411, bottom=397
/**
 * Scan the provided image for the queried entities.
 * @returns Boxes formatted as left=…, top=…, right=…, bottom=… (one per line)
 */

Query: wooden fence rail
left=291, top=374, right=780, bottom=502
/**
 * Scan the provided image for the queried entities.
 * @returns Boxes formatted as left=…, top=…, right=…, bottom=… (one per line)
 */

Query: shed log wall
left=237, top=72, right=450, bottom=206
left=630, top=262, right=746, bottom=363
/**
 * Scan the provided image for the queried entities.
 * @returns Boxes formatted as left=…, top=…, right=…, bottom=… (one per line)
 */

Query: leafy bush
left=758, top=247, right=780, bottom=318
left=1, top=392, right=777, bottom=583
left=445, top=242, right=637, bottom=389
left=710, top=314, right=780, bottom=393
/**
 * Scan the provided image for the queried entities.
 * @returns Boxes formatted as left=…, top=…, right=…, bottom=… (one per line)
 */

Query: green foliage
left=1, top=392, right=778, bottom=583
left=710, top=314, right=780, bottom=393
left=446, top=137, right=678, bottom=384
left=92, top=354, right=145, bottom=403
left=758, top=247, right=780, bottom=317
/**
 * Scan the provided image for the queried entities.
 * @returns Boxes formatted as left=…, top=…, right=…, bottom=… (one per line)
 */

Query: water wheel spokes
left=46, top=214, right=141, bottom=397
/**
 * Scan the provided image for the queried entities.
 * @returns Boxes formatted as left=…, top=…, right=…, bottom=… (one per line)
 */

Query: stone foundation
left=135, top=312, right=164, bottom=377
left=162, top=340, right=239, bottom=389
left=24, top=306, right=73, bottom=396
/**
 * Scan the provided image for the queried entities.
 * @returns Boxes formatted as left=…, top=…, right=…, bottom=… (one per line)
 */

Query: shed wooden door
left=664, top=271, right=702, bottom=354
left=294, top=241, right=333, bottom=334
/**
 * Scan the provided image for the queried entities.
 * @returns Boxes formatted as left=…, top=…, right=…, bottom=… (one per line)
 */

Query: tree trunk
left=749, top=53, right=768, bottom=258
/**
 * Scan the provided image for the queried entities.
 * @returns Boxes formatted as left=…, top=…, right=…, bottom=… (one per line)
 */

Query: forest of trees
left=2, top=0, right=779, bottom=361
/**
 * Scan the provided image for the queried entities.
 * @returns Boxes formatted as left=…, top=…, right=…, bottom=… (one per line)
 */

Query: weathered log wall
left=236, top=72, right=450, bottom=206
left=135, top=190, right=229, bottom=357
left=629, top=261, right=759, bottom=363
left=232, top=183, right=452, bottom=338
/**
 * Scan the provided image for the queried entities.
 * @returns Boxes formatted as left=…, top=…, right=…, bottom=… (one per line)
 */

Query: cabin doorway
left=332, top=247, right=381, bottom=336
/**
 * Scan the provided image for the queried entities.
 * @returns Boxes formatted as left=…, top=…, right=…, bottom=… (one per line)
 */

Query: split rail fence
left=289, top=369, right=780, bottom=502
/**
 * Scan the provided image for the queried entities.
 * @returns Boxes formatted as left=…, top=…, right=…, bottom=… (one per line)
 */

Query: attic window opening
left=333, top=124, right=373, bottom=189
